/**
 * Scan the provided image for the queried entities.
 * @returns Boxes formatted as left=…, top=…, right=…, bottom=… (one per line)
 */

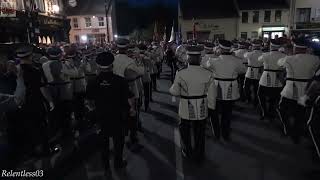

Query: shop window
left=98, top=17, right=105, bottom=27
left=253, top=11, right=259, bottom=23
left=241, top=32, right=248, bottom=40
left=242, top=12, right=249, bottom=23
left=73, top=18, right=79, bottom=28
left=251, top=31, right=258, bottom=39
left=296, top=8, right=311, bottom=23
left=85, top=17, right=92, bottom=27
left=275, top=10, right=282, bottom=22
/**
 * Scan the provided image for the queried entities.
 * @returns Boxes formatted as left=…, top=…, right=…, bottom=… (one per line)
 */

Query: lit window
left=85, top=17, right=92, bottom=27
left=98, top=17, right=105, bottom=26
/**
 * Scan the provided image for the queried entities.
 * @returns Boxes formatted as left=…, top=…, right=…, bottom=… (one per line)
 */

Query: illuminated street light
left=312, top=38, right=320, bottom=42
left=53, top=5, right=60, bottom=13
left=81, top=35, right=88, bottom=42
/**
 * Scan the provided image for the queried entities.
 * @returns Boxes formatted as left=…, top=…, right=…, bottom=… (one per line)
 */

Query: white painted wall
left=180, top=18, right=238, bottom=41
left=238, top=9, right=290, bottom=38
left=68, top=15, right=113, bottom=44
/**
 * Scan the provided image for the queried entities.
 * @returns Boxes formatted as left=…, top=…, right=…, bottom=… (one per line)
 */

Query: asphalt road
left=5, top=65, right=320, bottom=180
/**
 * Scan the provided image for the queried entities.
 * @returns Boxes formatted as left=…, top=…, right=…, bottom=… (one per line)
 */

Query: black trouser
left=143, top=82, right=151, bottom=110
left=238, top=74, right=246, bottom=101
left=151, top=74, right=157, bottom=91
left=100, top=134, right=125, bottom=169
left=278, top=97, right=307, bottom=143
left=49, top=100, right=73, bottom=139
left=156, top=63, right=162, bottom=78
left=169, top=62, right=175, bottom=83
left=128, top=114, right=138, bottom=143
left=257, top=86, right=282, bottom=118
left=73, top=92, right=86, bottom=132
left=244, top=78, right=259, bottom=105
left=208, top=109, right=220, bottom=139
left=213, top=100, right=234, bottom=140
left=179, top=119, right=206, bottom=161
left=7, top=109, right=49, bottom=161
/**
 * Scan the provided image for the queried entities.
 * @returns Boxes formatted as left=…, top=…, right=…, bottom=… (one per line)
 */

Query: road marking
left=174, top=127, right=184, bottom=180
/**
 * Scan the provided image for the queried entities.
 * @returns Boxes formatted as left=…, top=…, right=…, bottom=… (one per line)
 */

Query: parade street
left=15, top=65, right=318, bottom=180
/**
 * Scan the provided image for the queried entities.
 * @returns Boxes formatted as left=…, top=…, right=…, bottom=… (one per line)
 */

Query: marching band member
left=113, top=37, right=144, bottom=147
left=244, top=40, right=263, bottom=106
left=277, top=38, right=320, bottom=143
left=257, top=39, right=286, bottom=120
left=170, top=44, right=216, bottom=163
left=206, top=40, right=246, bottom=141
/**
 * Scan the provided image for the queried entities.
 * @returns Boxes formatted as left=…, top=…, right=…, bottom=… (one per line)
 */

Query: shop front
left=262, top=26, right=287, bottom=39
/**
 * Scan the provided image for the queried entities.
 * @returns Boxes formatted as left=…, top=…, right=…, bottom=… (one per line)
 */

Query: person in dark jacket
left=86, top=52, right=131, bottom=172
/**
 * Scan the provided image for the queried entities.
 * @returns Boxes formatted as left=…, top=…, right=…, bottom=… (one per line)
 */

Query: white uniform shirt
left=234, top=49, right=248, bottom=65
left=258, top=51, right=286, bottom=87
left=170, top=65, right=216, bottom=120
left=278, top=54, right=320, bottom=101
left=201, top=53, right=217, bottom=69
left=175, top=45, right=188, bottom=63
left=207, top=55, right=246, bottom=101
left=244, top=50, right=263, bottom=80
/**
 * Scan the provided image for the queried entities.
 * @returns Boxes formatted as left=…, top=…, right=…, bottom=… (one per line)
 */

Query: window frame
left=72, top=18, right=79, bottom=28
left=264, top=10, right=271, bottom=23
left=242, top=12, right=249, bottom=23
left=275, top=10, right=282, bottom=22
left=85, top=17, right=92, bottom=28
left=98, top=17, right=105, bottom=27
left=252, top=11, right=260, bottom=23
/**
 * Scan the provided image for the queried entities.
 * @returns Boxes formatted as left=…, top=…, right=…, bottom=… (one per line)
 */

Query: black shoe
left=114, top=160, right=127, bottom=169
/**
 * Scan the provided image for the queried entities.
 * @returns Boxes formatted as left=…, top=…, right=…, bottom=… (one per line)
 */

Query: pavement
left=1, top=65, right=320, bottom=180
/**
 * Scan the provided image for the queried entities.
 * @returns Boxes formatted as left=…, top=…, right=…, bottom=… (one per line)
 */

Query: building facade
left=67, top=0, right=116, bottom=44
left=237, top=0, right=290, bottom=40
left=178, top=0, right=238, bottom=41
left=0, top=0, right=68, bottom=44
left=69, top=15, right=113, bottom=44
left=290, top=0, right=320, bottom=35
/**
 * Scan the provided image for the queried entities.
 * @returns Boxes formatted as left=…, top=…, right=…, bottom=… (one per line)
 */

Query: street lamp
left=52, top=5, right=60, bottom=13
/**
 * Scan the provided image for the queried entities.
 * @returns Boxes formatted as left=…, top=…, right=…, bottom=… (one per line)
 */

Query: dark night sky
left=115, top=0, right=178, bottom=35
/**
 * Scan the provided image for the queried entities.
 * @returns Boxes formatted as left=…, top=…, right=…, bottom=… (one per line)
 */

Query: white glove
left=49, top=102, right=55, bottom=111
left=298, top=95, right=309, bottom=107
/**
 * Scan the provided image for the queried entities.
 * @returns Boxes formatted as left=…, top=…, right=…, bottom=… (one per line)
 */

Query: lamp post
left=105, top=0, right=112, bottom=43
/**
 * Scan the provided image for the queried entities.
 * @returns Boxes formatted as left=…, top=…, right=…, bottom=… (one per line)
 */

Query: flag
left=192, top=18, right=198, bottom=40
left=163, top=26, right=167, bottom=42
left=153, top=21, right=159, bottom=41
left=169, top=21, right=175, bottom=42
left=176, top=23, right=182, bottom=45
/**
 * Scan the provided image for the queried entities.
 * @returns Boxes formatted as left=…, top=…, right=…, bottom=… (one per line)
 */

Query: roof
left=66, top=0, right=109, bottom=16
left=237, top=0, right=289, bottom=10
left=180, top=0, right=238, bottom=20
